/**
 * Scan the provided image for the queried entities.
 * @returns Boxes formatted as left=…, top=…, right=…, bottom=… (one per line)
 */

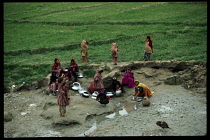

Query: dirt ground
left=4, top=62, right=207, bottom=137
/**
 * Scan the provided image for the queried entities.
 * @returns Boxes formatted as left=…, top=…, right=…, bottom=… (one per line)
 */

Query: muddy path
left=4, top=61, right=207, bottom=137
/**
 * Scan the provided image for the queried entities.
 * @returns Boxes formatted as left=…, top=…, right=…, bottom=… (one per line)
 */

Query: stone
left=29, top=81, right=38, bottom=90
left=4, top=86, right=11, bottom=93
left=37, top=78, right=49, bottom=88
left=4, top=112, right=14, bottom=122
left=142, top=98, right=150, bottom=106
left=164, top=75, right=181, bottom=85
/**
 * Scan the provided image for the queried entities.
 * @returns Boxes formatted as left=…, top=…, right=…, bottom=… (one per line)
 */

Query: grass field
left=4, top=2, right=207, bottom=87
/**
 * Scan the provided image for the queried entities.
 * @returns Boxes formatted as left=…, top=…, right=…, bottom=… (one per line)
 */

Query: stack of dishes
left=72, top=82, right=81, bottom=90
left=82, top=92, right=90, bottom=97
left=78, top=73, right=83, bottom=78
left=92, top=91, right=99, bottom=99
left=106, top=92, right=114, bottom=97
left=115, top=90, right=122, bottom=97
left=78, top=88, right=89, bottom=97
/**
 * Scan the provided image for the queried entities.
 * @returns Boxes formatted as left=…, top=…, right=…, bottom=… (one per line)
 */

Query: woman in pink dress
left=122, top=67, right=136, bottom=88
left=88, top=69, right=104, bottom=94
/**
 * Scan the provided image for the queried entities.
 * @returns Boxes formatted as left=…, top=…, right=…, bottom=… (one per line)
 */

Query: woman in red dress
left=51, top=58, right=65, bottom=77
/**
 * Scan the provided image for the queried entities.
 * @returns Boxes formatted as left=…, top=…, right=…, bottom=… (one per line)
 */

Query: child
left=57, top=77, right=70, bottom=117
left=110, top=43, right=119, bottom=65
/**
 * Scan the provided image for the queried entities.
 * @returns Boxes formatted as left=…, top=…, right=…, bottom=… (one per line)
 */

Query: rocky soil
left=4, top=61, right=207, bottom=137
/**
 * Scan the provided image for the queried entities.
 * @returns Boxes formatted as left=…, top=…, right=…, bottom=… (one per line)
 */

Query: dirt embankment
left=4, top=61, right=206, bottom=137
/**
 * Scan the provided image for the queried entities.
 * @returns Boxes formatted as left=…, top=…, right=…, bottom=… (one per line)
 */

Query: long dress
left=93, top=69, right=105, bottom=94
left=88, top=69, right=104, bottom=94
left=122, top=72, right=136, bottom=88
left=57, top=81, right=70, bottom=106
left=136, top=83, right=153, bottom=98
left=81, top=40, right=88, bottom=57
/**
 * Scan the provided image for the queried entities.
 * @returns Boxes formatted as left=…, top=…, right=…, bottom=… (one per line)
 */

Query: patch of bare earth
left=4, top=61, right=206, bottom=137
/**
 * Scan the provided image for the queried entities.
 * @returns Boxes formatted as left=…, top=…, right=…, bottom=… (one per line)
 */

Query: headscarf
left=52, top=58, right=61, bottom=70
left=70, top=58, right=77, bottom=67
left=111, top=43, right=118, bottom=52
left=124, top=67, right=134, bottom=74
left=146, top=35, right=153, bottom=49
left=81, top=39, right=89, bottom=52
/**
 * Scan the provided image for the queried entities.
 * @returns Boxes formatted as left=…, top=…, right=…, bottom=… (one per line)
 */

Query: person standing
left=110, top=43, right=119, bottom=65
left=144, top=35, right=153, bottom=61
left=57, top=77, right=70, bottom=117
left=81, top=39, right=89, bottom=63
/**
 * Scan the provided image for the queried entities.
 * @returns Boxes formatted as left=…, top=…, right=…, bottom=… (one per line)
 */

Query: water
left=76, top=102, right=141, bottom=136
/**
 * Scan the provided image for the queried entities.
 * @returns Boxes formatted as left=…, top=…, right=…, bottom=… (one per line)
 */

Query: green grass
left=4, top=2, right=207, bottom=88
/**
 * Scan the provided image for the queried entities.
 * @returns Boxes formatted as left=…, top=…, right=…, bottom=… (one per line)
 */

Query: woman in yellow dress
left=132, top=80, right=154, bottom=100
left=81, top=39, right=89, bottom=63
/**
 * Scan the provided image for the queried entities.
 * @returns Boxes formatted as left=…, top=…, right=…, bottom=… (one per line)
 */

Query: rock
left=103, top=69, right=121, bottom=89
left=103, top=76, right=113, bottom=89
left=164, top=75, right=181, bottom=85
left=4, top=86, right=11, bottom=93
left=16, top=84, right=30, bottom=91
left=142, top=98, right=150, bottom=106
left=153, top=81, right=162, bottom=86
left=4, top=112, right=14, bottom=122
left=29, top=81, right=38, bottom=90
left=193, top=88, right=206, bottom=94
left=38, top=78, right=49, bottom=88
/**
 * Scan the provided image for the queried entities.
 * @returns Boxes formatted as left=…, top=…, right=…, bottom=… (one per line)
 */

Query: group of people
left=88, top=67, right=153, bottom=99
left=48, top=58, right=79, bottom=117
left=48, top=36, right=153, bottom=117
left=81, top=35, right=153, bottom=64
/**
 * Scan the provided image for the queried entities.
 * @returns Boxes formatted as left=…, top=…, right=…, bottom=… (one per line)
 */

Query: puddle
left=77, top=102, right=141, bottom=136
left=98, top=102, right=140, bottom=120
left=158, top=105, right=173, bottom=113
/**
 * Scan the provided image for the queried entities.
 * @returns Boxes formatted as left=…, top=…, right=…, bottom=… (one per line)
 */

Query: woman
left=81, top=39, right=89, bottom=63
left=69, top=58, right=79, bottom=72
left=93, top=69, right=105, bottom=94
left=69, top=58, right=79, bottom=82
left=88, top=69, right=104, bottom=94
left=122, top=67, right=136, bottom=88
left=144, top=35, right=153, bottom=61
left=51, top=58, right=65, bottom=77
left=48, top=71, right=58, bottom=96
left=132, top=80, right=154, bottom=100
left=110, top=43, right=119, bottom=65
left=57, top=77, right=70, bottom=117
left=111, top=77, right=123, bottom=96
left=65, top=67, right=76, bottom=87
